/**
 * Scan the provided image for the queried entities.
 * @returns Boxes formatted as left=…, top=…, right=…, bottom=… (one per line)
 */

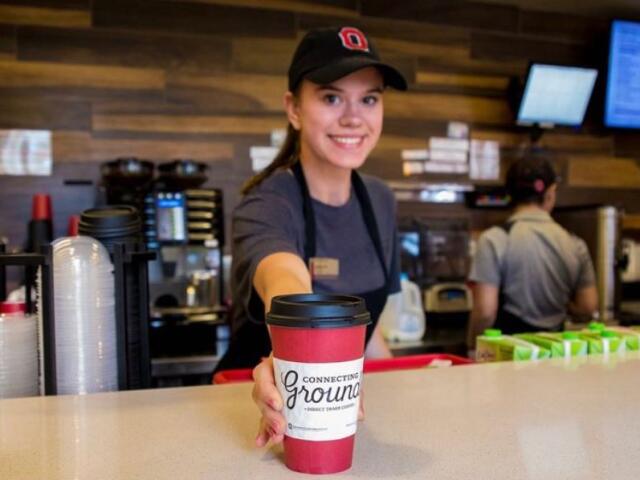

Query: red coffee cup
left=266, top=294, right=371, bottom=474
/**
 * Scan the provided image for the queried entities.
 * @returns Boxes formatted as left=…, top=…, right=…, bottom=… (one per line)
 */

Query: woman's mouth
left=329, top=135, right=365, bottom=149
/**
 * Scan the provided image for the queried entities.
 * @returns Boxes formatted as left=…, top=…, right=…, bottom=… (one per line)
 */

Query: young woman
left=214, top=26, right=407, bottom=446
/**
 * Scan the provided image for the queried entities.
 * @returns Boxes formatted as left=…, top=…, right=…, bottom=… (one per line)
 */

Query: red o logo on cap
left=338, top=27, right=369, bottom=52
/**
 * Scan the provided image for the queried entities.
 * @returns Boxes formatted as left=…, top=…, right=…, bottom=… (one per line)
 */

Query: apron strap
left=291, top=161, right=316, bottom=261
left=351, top=170, right=390, bottom=282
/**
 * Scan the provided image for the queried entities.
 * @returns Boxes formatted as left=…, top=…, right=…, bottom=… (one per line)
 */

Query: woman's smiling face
left=285, top=67, right=384, bottom=171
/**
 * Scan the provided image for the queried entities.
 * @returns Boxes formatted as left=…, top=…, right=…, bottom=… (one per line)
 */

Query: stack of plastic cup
left=0, top=302, right=39, bottom=399
left=52, top=236, right=118, bottom=395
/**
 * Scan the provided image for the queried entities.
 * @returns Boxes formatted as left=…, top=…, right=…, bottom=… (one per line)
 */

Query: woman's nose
left=339, top=101, right=363, bottom=127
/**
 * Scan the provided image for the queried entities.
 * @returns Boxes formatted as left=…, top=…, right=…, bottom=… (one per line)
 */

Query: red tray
left=362, top=353, right=472, bottom=374
left=212, top=353, right=472, bottom=385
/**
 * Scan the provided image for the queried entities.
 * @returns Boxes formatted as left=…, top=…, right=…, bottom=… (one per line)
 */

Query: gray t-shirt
left=231, top=168, right=400, bottom=332
left=469, top=209, right=596, bottom=329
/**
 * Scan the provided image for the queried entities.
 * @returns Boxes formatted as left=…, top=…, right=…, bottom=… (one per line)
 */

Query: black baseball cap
left=288, top=26, right=408, bottom=92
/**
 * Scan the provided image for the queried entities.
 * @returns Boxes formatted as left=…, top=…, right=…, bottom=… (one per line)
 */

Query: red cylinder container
left=31, top=193, right=52, bottom=221
left=267, top=294, right=370, bottom=475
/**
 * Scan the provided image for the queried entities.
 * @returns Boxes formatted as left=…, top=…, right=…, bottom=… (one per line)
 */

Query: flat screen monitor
left=156, top=192, right=187, bottom=243
left=605, top=20, right=640, bottom=128
left=517, top=64, right=598, bottom=127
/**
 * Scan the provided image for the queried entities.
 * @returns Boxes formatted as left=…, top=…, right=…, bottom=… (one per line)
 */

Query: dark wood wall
left=0, top=0, right=639, bottom=250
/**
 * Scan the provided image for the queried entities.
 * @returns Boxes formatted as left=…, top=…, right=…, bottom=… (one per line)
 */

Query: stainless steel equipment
left=554, top=205, right=622, bottom=320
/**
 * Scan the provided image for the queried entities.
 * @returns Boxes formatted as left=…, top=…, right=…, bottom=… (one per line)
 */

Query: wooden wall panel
left=231, top=37, right=298, bottom=75
left=417, top=50, right=526, bottom=76
left=471, top=128, right=615, bottom=155
left=0, top=58, right=165, bottom=90
left=298, top=13, right=470, bottom=47
left=519, top=10, right=607, bottom=44
left=17, top=26, right=232, bottom=73
left=168, top=72, right=287, bottom=111
left=93, top=0, right=296, bottom=39
left=0, top=3, right=89, bottom=27
left=471, top=32, right=592, bottom=65
left=167, top=0, right=359, bottom=17
left=0, top=24, right=15, bottom=58
left=0, top=95, right=90, bottom=130
left=92, top=113, right=287, bottom=136
left=0, top=1, right=89, bottom=8
left=568, top=156, right=640, bottom=189
left=360, top=0, right=520, bottom=33
left=53, top=131, right=234, bottom=163
left=384, top=90, right=512, bottom=125
left=0, top=0, right=639, bottom=253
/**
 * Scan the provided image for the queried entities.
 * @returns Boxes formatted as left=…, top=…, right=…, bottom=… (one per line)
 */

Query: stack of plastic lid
left=52, top=236, right=118, bottom=394
left=78, top=205, right=142, bottom=248
left=79, top=205, right=146, bottom=388
left=0, top=302, right=39, bottom=398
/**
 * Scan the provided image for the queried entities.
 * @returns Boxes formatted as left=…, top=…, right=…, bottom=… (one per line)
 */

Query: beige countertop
left=2, top=353, right=640, bottom=480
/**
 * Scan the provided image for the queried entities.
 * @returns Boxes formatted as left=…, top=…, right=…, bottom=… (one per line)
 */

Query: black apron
left=493, top=221, right=560, bottom=334
left=215, top=162, right=392, bottom=372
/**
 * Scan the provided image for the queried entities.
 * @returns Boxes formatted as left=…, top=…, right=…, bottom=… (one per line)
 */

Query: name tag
left=309, top=257, right=339, bottom=280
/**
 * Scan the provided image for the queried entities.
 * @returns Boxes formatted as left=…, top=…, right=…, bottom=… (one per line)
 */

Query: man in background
left=467, top=155, right=598, bottom=348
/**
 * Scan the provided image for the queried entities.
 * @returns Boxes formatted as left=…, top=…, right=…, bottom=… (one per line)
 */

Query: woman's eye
left=323, top=94, right=341, bottom=105
left=362, top=95, right=379, bottom=106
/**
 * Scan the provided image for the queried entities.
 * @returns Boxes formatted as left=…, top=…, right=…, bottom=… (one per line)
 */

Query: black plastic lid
left=266, top=294, right=371, bottom=329
left=79, top=205, right=141, bottom=238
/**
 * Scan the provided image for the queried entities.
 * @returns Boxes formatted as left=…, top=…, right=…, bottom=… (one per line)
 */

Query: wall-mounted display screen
left=517, top=64, right=598, bottom=127
left=605, top=20, right=640, bottom=128
left=156, top=192, right=186, bottom=242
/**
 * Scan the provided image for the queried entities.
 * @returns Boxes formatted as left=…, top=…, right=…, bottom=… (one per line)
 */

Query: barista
left=467, top=155, right=598, bottom=345
left=214, top=26, right=408, bottom=446
left=215, top=27, right=407, bottom=371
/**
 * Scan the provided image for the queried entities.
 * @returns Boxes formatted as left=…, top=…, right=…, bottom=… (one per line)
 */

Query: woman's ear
left=284, top=91, right=301, bottom=131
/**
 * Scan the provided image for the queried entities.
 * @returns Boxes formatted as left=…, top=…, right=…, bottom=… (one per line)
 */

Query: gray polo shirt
left=231, top=169, right=400, bottom=332
left=469, top=209, right=596, bottom=329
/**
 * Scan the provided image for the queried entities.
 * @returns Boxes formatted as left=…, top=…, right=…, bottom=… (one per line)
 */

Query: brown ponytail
left=241, top=123, right=300, bottom=195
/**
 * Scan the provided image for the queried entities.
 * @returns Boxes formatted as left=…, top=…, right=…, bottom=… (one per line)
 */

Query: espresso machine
left=99, top=159, right=227, bottom=379
left=143, top=161, right=225, bottom=318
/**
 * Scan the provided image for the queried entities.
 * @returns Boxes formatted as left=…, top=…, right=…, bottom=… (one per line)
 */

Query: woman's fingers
left=255, top=418, right=270, bottom=447
left=255, top=412, right=286, bottom=447
left=252, top=356, right=286, bottom=447
left=252, top=357, right=283, bottom=413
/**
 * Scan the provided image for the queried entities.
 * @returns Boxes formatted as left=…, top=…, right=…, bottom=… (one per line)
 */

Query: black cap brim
left=304, top=56, right=407, bottom=91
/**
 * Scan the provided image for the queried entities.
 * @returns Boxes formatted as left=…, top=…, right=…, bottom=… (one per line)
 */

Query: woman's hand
left=252, top=356, right=286, bottom=447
